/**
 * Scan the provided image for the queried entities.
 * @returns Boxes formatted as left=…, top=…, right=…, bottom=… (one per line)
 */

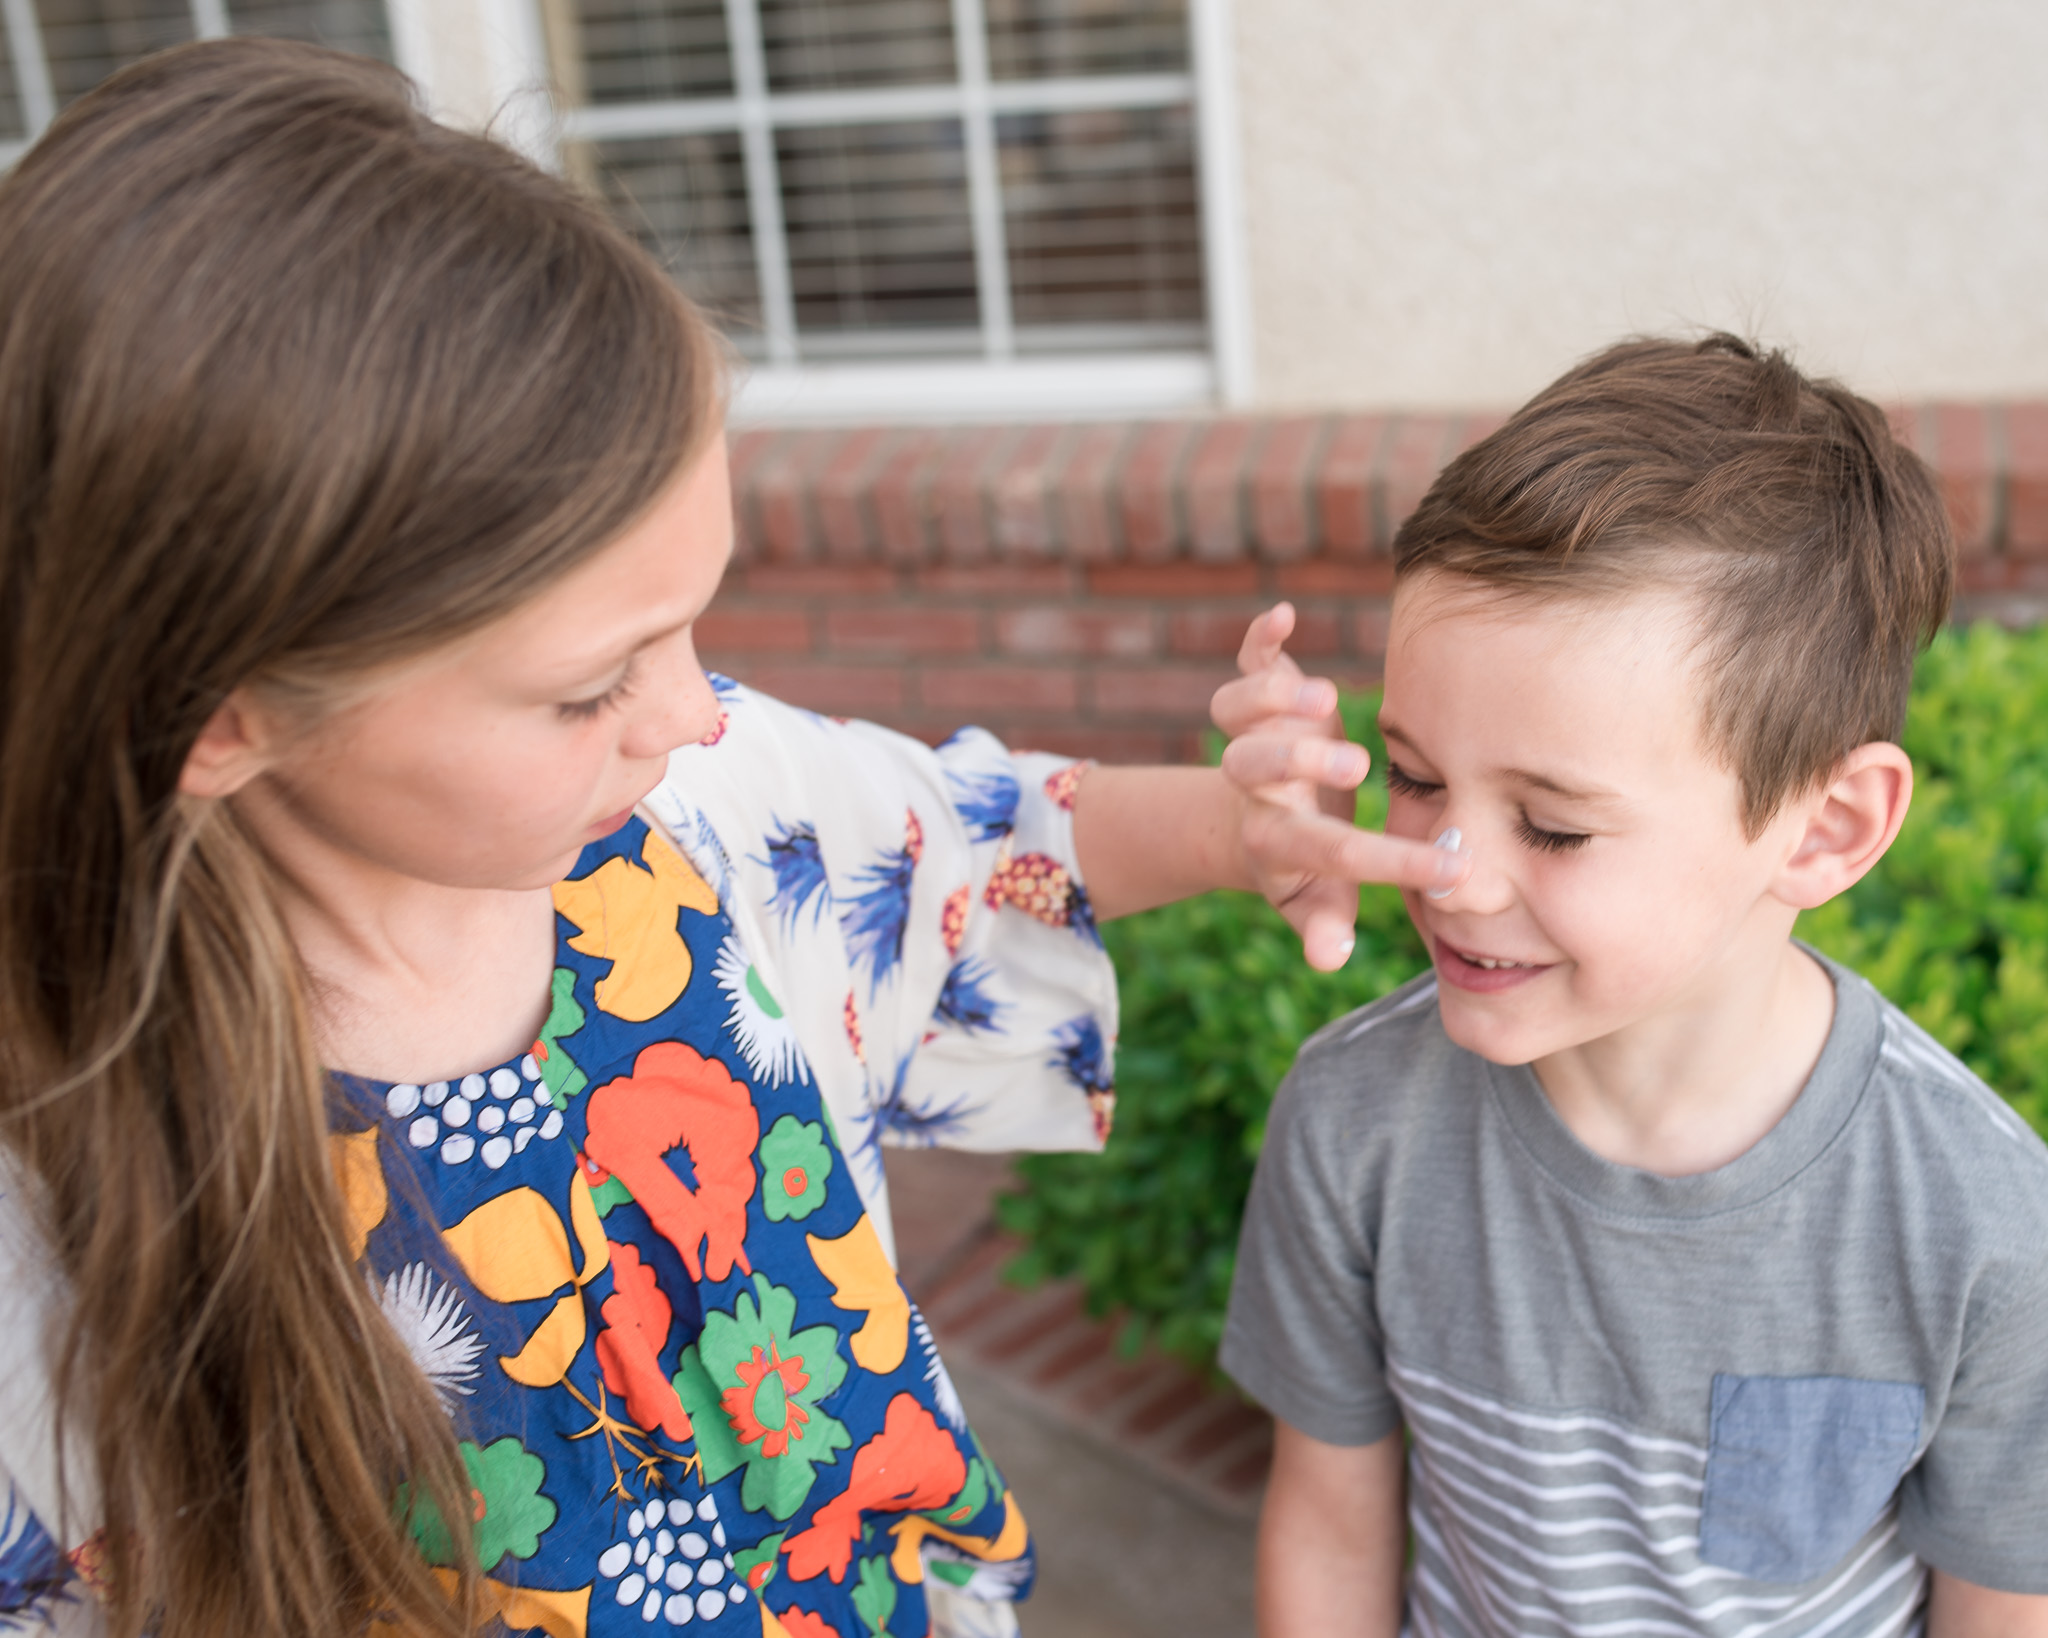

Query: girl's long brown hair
left=0, top=39, right=717, bottom=1637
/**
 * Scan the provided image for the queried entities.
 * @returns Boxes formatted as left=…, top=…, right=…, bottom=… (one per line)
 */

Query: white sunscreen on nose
left=1426, top=826, right=1465, bottom=901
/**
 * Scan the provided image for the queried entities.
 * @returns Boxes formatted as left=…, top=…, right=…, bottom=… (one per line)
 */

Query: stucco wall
left=1234, top=0, right=2048, bottom=410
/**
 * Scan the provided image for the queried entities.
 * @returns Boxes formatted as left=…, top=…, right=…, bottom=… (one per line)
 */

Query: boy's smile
left=1379, top=569, right=1854, bottom=1171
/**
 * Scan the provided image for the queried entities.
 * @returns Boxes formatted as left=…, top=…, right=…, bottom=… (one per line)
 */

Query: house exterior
left=8, top=0, right=2044, bottom=752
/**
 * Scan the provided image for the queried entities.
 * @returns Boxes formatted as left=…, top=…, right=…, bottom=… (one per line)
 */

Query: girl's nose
left=619, top=633, right=720, bottom=760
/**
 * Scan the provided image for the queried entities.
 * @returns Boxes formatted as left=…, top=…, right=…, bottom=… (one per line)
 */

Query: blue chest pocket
left=1699, top=1374, right=1924, bottom=1584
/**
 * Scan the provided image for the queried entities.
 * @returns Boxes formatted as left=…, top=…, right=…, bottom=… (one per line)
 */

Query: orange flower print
left=699, top=706, right=730, bottom=746
left=769, top=1607, right=839, bottom=1638
left=781, top=1394, right=966, bottom=1585
left=940, top=885, right=969, bottom=959
left=903, top=808, right=923, bottom=865
left=583, top=1041, right=759, bottom=1282
left=1043, top=761, right=1088, bottom=810
left=721, top=1339, right=812, bottom=1458
left=842, top=992, right=865, bottom=1064
left=985, top=848, right=1099, bottom=943
left=594, top=1242, right=693, bottom=1441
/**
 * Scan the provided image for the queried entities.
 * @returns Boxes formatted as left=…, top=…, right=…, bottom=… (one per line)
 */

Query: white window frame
left=550, top=0, right=1254, bottom=423
left=3, top=0, right=1254, bottom=421
left=1, top=0, right=431, bottom=162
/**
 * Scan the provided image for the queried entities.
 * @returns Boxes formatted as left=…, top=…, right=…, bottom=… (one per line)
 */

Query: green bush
left=998, top=624, right=2048, bottom=1372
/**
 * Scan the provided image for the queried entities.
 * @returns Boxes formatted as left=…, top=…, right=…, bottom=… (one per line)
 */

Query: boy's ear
left=178, top=691, right=275, bottom=799
left=1774, top=742, right=1913, bottom=911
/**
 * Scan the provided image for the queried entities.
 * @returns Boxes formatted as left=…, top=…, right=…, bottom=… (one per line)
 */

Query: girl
left=0, top=38, right=1461, bottom=1638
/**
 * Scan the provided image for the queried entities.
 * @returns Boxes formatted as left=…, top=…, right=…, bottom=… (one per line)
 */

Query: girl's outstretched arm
left=1071, top=603, right=1471, bottom=969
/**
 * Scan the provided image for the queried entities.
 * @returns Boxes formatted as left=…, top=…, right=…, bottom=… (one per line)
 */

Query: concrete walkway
left=883, top=1149, right=1261, bottom=1638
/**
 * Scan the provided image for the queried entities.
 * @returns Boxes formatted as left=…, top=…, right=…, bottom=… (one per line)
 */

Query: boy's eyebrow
left=1379, top=722, right=1623, bottom=805
left=1497, top=767, right=1625, bottom=805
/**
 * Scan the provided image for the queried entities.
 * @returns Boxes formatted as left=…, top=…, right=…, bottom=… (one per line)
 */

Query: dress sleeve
left=649, top=679, right=1118, bottom=1239
left=0, top=1176, right=103, bottom=1634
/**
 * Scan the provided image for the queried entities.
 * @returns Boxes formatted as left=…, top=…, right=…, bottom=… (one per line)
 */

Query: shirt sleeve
left=650, top=679, right=1118, bottom=1240
left=1219, top=1036, right=1398, bottom=1448
left=1897, top=1211, right=2048, bottom=1593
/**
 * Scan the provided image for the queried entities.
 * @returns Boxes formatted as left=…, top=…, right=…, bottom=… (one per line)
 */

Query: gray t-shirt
left=1222, top=955, right=2048, bottom=1635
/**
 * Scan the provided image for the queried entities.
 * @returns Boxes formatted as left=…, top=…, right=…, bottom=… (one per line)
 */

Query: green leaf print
left=852, top=1553, right=898, bottom=1637
left=920, top=1453, right=991, bottom=1528
left=535, top=967, right=588, bottom=1101
left=759, top=1115, right=831, bottom=1222
left=732, top=1530, right=786, bottom=1593
left=671, top=1273, right=851, bottom=1521
left=403, top=1436, right=557, bottom=1572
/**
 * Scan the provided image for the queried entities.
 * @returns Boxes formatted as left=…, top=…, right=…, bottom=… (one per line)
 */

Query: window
left=545, top=0, right=1251, bottom=419
left=0, top=0, right=391, bottom=165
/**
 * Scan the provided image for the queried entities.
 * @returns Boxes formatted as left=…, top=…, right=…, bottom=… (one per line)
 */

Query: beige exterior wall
left=1234, top=0, right=2048, bottom=410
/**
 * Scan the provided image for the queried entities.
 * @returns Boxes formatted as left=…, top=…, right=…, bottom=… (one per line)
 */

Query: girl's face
left=234, top=435, right=733, bottom=893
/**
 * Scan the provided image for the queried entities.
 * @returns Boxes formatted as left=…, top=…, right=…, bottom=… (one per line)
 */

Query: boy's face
left=1380, top=571, right=1809, bottom=1067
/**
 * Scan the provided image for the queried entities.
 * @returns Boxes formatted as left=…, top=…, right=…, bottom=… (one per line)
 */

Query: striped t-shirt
left=1222, top=956, right=2048, bottom=1635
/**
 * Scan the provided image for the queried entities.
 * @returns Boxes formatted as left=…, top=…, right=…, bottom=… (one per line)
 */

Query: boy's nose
left=1426, top=818, right=1515, bottom=915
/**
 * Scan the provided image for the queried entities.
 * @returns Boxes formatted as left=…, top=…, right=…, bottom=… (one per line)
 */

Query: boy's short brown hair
left=1393, top=334, right=1954, bottom=835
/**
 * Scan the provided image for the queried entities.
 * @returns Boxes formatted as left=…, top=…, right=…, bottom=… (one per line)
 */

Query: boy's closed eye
left=1384, top=759, right=1593, bottom=854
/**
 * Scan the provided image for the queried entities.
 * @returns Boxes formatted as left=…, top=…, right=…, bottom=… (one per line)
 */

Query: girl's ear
left=1774, top=742, right=1913, bottom=912
left=179, top=692, right=274, bottom=799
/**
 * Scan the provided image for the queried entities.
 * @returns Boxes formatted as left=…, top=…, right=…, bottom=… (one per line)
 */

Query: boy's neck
left=1530, top=935, right=1836, bottom=1178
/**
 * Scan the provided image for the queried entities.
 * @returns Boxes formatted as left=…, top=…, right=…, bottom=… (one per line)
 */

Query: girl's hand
left=1212, top=604, right=1470, bottom=971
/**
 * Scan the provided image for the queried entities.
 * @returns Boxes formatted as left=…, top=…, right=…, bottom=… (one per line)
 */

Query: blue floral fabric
left=0, top=691, right=1117, bottom=1638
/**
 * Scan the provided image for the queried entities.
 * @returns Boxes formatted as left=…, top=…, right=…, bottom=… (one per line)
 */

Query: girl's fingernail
left=1326, top=744, right=1367, bottom=781
left=1334, top=935, right=1356, bottom=964
left=1425, top=826, right=1470, bottom=900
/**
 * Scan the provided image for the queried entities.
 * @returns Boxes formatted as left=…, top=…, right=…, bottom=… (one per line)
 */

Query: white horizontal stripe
left=1416, top=1483, right=1805, bottom=1622
left=1412, top=1497, right=1913, bottom=1638
left=1413, top=1508, right=1712, bottom=1638
left=1421, top=1432, right=1701, bottom=1518
left=1879, top=1021, right=2026, bottom=1142
left=1343, top=978, right=1440, bottom=1041
left=1417, top=1475, right=1806, bottom=1620
left=1781, top=1554, right=1922, bottom=1638
left=1417, top=1453, right=1736, bottom=1586
left=1419, top=1452, right=1708, bottom=1554
left=1392, top=1358, right=1708, bottom=1462
left=1404, top=1392, right=1705, bottom=1491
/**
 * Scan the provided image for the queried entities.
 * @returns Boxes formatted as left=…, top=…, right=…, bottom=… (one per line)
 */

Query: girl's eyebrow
left=549, top=615, right=696, bottom=688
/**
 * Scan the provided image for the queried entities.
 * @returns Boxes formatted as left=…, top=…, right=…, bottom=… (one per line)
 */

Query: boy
left=1221, top=336, right=2048, bottom=1636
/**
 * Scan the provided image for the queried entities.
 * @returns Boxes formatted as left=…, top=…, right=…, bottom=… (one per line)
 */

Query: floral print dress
left=0, top=681, right=1118, bottom=1637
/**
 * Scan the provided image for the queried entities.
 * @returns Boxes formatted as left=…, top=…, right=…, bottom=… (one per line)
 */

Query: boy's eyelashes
left=1385, top=760, right=1593, bottom=854
left=1384, top=761, right=1442, bottom=799
left=1515, top=815, right=1593, bottom=853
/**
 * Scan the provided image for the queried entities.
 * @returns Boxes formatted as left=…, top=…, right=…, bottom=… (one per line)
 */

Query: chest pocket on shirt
left=1699, top=1373, right=1924, bottom=1584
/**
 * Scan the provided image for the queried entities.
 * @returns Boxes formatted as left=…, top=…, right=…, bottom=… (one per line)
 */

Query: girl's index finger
left=1236, top=601, right=1298, bottom=675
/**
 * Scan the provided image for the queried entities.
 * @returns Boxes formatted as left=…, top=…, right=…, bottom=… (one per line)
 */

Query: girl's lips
left=1432, top=934, right=1553, bottom=994
left=587, top=804, right=639, bottom=838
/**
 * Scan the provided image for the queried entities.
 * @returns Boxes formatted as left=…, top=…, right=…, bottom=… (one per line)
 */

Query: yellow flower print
left=552, top=828, right=719, bottom=1022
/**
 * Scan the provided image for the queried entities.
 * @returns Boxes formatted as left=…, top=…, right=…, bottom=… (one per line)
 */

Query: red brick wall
left=701, top=406, right=2048, bottom=762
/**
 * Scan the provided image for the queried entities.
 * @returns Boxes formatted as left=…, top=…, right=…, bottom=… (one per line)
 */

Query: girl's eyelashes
left=1383, top=761, right=1443, bottom=798
left=557, top=660, right=639, bottom=721
left=1516, top=812, right=1592, bottom=853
